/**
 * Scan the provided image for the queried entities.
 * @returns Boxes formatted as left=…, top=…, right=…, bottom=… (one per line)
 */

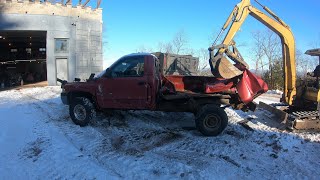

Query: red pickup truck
left=60, top=53, right=267, bottom=136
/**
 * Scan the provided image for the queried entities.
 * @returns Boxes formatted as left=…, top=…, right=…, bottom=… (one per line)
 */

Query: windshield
left=94, top=69, right=106, bottom=79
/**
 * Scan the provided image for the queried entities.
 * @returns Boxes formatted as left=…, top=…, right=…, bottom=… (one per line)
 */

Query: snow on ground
left=254, top=93, right=282, bottom=105
left=0, top=87, right=319, bottom=179
left=266, top=89, right=283, bottom=95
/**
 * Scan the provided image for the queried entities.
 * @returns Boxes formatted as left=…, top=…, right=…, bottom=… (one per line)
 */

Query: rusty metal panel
left=153, top=52, right=199, bottom=76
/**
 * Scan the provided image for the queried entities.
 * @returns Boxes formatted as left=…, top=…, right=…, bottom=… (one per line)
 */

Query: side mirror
left=87, top=73, right=95, bottom=81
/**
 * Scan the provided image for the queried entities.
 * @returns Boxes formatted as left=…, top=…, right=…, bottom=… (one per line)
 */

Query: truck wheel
left=69, top=97, right=96, bottom=127
left=195, top=105, right=228, bottom=136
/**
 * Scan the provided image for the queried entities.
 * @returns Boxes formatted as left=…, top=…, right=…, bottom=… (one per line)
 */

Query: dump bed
left=161, top=69, right=268, bottom=104
left=153, top=52, right=199, bottom=76
left=162, top=75, right=235, bottom=95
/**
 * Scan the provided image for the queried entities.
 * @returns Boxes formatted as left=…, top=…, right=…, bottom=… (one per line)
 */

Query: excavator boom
left=211, top=0, right=320, bottom=131
left=209, top=0, right=296, bottom=105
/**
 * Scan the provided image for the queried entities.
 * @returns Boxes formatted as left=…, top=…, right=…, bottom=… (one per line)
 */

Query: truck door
left=98, top=55, right=149, bottom=109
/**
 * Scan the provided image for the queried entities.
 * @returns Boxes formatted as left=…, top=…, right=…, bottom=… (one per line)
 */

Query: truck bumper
left=61, top=92, right=69, bottom=105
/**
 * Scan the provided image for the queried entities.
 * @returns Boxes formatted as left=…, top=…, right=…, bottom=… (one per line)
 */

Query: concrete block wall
left=0, top=0, right=103, bottom=85
left=75, top=18, right=103, bottom=81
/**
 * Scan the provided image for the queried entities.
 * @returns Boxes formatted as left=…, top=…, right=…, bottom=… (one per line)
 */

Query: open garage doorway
left=0, top=31, right=47, bottom=89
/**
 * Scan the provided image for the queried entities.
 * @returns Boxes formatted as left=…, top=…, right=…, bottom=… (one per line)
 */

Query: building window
left=26, top=48, right=31, bottom=54
left=55, top=39, right=69, bottom=53
left=39, top=48, right=46, bottom=52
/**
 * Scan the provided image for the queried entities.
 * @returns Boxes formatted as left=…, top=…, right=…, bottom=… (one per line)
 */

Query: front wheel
left=69, top=97, right=96, bottom=126
left=195, top=105, right=228, bottom=136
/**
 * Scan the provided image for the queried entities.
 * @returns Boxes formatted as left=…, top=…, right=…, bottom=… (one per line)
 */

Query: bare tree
left=197, top=48, right=209, bottom=72
left=295, top=49, right=309, bottom=78
left=251, top=31, right=265, bottom=73
left=251, top=29, right=282, bottom=88
left=172, top=30, right=189, bottom=54
left=157, top=41, right=173, bottom=54
left=135, top=45, right=153, bottom=53
left=185, top=48, right=196, bottom=56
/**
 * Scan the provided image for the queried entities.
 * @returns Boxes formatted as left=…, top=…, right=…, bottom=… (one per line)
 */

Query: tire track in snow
left=89, top=110, right=249, bottom=179
left=28, top=90, right=241, bottom=178
left=17, top=88, right=121, bottom=178
left=14, top=87, right=320, bottom=179
left=16, top=90, right=88, bottom=179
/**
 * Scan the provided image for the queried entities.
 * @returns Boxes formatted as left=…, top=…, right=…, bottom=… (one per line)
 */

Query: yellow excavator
left=209, top=0, right=320, bottom=130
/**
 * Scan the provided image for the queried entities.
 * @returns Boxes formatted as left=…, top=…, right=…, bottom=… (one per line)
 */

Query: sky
left=97, top=0, right=320, bottom=68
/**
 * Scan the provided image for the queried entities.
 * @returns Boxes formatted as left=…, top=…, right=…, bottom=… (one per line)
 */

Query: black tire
left=69, top=97, right=96, bottom=127
left=195, top=104, right=228, bottom=136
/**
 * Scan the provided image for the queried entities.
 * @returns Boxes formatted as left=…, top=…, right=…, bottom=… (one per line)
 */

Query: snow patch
left=0, top=87, right=319, bottom=179
left=267, top=89, right=283, bottom=95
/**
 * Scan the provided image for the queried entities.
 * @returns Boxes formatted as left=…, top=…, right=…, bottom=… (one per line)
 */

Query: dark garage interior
left=0, top=30, right=47, bottom=88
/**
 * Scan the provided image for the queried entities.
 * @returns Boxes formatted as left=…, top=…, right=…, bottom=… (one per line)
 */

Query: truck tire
left=69, top=97, right=96, bottom=127
left=195, top=105, right=228, bottom=136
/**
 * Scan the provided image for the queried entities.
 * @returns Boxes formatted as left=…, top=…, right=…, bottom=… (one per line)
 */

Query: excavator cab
left=299, top=49, right=320, bottom=103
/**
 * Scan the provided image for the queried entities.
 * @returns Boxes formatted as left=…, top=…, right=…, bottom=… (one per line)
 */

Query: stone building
left=0, top=0, right=103, bottom=86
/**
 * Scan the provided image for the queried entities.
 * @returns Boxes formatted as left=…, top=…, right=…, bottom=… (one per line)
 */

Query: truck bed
left=162, top=91, right=231, bottom=100
left=163, top=75, right=235, bottom=94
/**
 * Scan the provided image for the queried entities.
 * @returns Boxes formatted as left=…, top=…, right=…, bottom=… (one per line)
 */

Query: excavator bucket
left=210, top=56, right=243, bottom=79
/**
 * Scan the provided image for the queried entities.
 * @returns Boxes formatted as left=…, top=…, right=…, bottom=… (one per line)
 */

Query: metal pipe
left=254, top=0, right=264, bottom=8
left=254, top=0, right=289, bottom=28
left=212, top=7, right=238, bottom=46
left=212, top=29, right=224, bottom=46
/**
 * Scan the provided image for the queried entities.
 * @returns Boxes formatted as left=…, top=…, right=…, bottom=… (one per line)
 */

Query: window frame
left=109, top=55, right=145, bottom=78
left=54, top=38, right=69, bottom=53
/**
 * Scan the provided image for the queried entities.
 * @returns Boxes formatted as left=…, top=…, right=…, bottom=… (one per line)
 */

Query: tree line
left=135, top=29, right=319, bottom=90
left=251, top=29, right=319, bottom=90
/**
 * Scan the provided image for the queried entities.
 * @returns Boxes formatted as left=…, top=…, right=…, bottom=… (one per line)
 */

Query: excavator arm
left=209, top=0, right=296, bottom=105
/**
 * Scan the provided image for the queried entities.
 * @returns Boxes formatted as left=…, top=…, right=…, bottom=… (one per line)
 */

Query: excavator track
left=291, top=111, right=320, bottom=130
left=258, top=102, right=320, bottom=131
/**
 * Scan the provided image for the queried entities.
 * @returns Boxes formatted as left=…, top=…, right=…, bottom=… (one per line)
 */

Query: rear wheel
left=195, top=105, right=228, bottom=136
left=69, top=97, right=96, bottom=126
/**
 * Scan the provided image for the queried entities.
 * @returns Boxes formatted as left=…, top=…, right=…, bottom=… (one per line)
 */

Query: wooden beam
left=97, top=0, right=101, bottom=9
left=82, top=0, right=90, bottom=7
left=65, top=0, right=71, bottom=5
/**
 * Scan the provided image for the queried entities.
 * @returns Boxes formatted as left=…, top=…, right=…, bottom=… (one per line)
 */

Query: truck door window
left=111, top=56, right=144, bottom=77
left=154, top=57, right=160, bottom=75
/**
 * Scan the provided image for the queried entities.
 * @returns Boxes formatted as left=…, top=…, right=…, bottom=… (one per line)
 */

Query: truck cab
left=94, top=53, right=160, bottom=110
left=61, top=53, right=160, bottom=109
